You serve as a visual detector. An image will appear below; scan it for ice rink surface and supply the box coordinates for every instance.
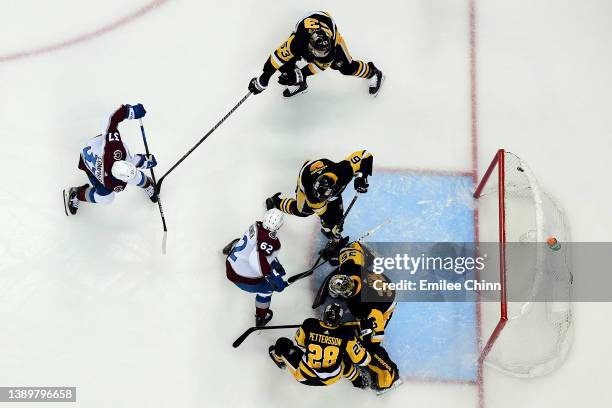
[1,1,611,407]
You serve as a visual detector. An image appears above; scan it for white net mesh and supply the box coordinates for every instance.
[476,151,573,377]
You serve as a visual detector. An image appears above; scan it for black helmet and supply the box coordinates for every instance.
[322,302,344,327]
[308,29,331,58]
[313,173,335,201]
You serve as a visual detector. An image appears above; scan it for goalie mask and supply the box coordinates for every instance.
[308,29,331,58]
[313,174,335,201]
[328,274,356,298]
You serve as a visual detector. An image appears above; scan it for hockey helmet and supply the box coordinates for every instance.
[111,160,137,182]
[308,29,331,58]
[322,302,344,327]
[328,274,356,298]
[313,173,335,201]
[262,208,284,232]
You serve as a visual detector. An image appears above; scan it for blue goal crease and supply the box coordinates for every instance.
[312,172,478,382]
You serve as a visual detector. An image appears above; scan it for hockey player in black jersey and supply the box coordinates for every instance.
[248,11,384,97]
[266,150,373,260]
[268,303,371,388]
[322,242,402,394]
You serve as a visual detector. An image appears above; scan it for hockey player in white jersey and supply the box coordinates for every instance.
[63,103,158,216]
[223,209,287,327]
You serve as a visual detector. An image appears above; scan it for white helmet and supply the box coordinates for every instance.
[111,160,137,182]
[262,208,284,232]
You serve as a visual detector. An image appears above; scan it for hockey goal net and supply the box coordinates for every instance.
[474,149,573,377]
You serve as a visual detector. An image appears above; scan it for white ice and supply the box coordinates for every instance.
[1,1,611,407]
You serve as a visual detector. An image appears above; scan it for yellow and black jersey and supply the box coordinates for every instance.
[291,318,370,385]
[336,242,396,344]
[261,11,352,80]
[283,150,373,216]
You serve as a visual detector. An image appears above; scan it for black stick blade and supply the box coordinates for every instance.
[232,327,257,348]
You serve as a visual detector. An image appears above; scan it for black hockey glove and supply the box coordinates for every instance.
[319,236,350,265]
[359,317,376,341]
[266,192,282,210]
[278,68,304,86]
[354,173,369,194]
[248,76,268,95]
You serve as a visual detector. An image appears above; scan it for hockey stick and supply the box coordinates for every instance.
[287,258,331,286]
[311,218,391,309]
[232,324,301,348]
[139,119,169,254]
[287,194,359,284]
[155,91,252,195]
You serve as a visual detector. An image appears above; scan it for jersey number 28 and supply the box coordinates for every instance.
[307,344,339,369]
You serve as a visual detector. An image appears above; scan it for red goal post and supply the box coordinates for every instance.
[473,149,573,378]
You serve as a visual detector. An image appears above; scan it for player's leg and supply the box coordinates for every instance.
[254,290,274,327]
[331,33,384,96]
[341,358,368,389]
[266,192,314,218]
[318,197,350,262]
[63,184,88,215]
[66,160,115,215]
[226,263,275,326]
[127,170,157,203]
[66,170,116,215]
[320,197,344,239]
[364,343,401,393]
[269,337,302,370]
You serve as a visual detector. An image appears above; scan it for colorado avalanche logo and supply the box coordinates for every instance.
[113,150,123,160]
[113,186,124,192]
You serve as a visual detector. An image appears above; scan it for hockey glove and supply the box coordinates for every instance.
[126,103,146,120]
[319,236,350,265]
[278,68,304,86]
[354,173,369,194]
[359,317,376,340]
[321,221,344,241]
[248,76,268,95]
[135,154,157,169]
[266,192,282,210]
[265,270,288,292]
[270,259,286,276]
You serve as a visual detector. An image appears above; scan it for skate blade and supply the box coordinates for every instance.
[62,189,69,216]
[375,378,403,396]
[283,89,309,98]
[371,74,386,98]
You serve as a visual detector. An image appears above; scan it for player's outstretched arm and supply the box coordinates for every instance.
[249,33,300,95]
[344,150,373,194]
